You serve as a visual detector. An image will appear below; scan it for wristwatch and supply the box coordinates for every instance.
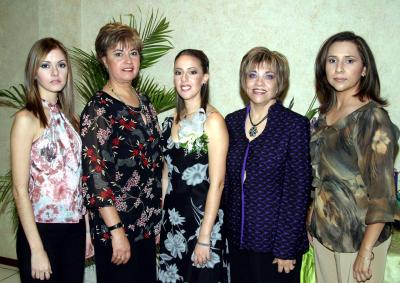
[107,222,123,231]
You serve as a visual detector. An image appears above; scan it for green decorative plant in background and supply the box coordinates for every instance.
[0,10,176,233]
[70,11,175,112]
[288,94,319,121]
[0,85,26,233]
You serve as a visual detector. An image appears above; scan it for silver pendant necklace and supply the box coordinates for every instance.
[248,112,268,137]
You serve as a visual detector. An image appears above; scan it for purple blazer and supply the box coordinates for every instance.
[224,102,312,259]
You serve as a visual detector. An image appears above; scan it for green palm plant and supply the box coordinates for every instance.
[0,85,25,233]
[70,11,176,112]
[0,84,26,109]
[0,10,176,234]
[304,94,319,120]
[288,94,319,120]
[0,172,18,232]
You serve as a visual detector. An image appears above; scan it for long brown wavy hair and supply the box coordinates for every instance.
[24,37,78,129]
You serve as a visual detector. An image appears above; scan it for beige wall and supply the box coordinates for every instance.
[0,0,82,259]
[0,0,399,259]
[0,0,39,259]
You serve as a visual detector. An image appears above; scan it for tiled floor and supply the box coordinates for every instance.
[0,265,97,283]
[0,264,19,283]
[0,230,398,283]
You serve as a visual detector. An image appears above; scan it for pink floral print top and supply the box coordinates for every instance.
[29,100,84,223]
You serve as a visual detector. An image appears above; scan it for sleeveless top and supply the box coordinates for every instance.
[29,100,84,223]
[158,108,228,283]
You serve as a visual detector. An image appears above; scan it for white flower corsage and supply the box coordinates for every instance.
[178,108,209,155]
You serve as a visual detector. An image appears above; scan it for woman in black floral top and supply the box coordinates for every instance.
[309,31,399,283]
[80,23,162,283]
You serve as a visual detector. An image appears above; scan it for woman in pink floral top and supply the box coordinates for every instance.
[11,38,92,283]
[80,23,163,283]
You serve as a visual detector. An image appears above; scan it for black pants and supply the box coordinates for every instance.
[94,235,157,283]
[229,242,303,283]
[17,219,85,283]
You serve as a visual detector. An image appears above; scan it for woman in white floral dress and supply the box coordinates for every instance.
[157,49,229,283]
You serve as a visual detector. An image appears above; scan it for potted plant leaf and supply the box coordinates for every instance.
[0,11,175,276]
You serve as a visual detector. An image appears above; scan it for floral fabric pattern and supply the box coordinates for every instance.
[29,100,84,223]
[310,101,400,252]
[178,108,209,155]
[80,91,163,243]
[158,111,228,283]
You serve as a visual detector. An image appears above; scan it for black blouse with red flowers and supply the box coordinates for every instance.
[80,90,163,244]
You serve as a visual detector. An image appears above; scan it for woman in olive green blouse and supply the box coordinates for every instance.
[309,31,399,283]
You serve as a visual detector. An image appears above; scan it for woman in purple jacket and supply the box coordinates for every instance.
[224,47,312,283]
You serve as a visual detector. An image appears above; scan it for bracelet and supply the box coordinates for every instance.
[107,222,123,231]
[357,251,374,261]
[196,241,211,247]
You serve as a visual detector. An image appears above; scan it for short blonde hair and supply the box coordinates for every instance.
[240,47,290,101]
[95,22,143,65]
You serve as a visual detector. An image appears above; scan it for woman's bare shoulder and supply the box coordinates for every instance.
[12,109,40,137]
[14,109,38,124]
[205,105,226,130]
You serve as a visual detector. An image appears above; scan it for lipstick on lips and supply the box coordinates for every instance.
[333,77,346,82]
[50,79,62,85]
[180,84,191,91]
[252,88,266,94]
[122,67,134,72]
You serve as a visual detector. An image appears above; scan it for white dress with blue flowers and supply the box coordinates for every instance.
[158,109,227,283]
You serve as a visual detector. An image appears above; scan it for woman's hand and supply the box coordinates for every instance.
[192,241,211,267]
[85,233,94,259]
[111,228,131,265]
[352,223,384,282]
[307,231,314,246]
[306,205,314,246]
[272,258,296,273]
[353,250,373,282]
[31,248,52,280]
[11,111,51,280]
[155,233,160,245]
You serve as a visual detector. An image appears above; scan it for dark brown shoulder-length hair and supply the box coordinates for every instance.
[174,49,210,122]
[315,31,386,114]
[24,37,78,130]
[240,47,290,102]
